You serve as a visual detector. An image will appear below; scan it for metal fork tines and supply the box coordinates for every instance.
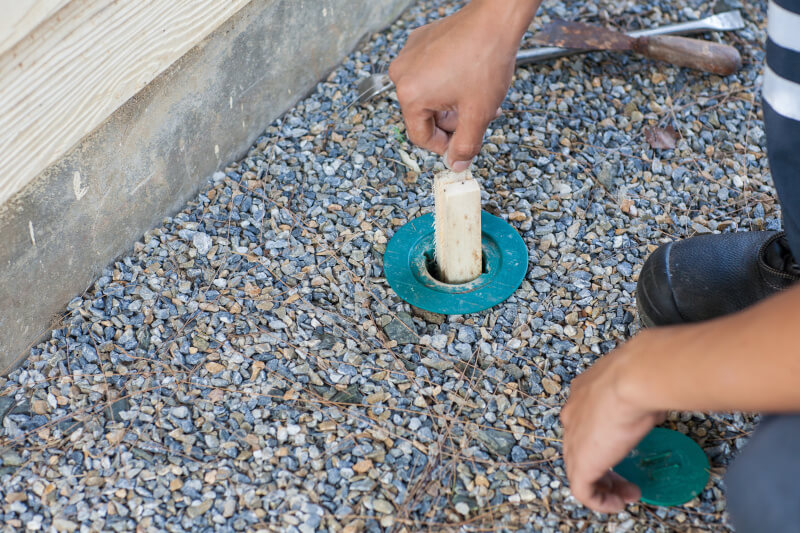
[355,74,393,105]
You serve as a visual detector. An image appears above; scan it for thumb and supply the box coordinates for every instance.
[445,109,489,172]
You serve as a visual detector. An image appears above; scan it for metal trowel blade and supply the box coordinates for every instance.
[531,19,634,51]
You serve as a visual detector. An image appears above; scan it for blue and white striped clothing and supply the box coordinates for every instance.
[764,0,800,258]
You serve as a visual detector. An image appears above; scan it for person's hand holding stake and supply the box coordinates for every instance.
[388,0,541,171]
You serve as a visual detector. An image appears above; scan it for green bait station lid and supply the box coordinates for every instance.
[613,427,710,507]
[383,211,528,315]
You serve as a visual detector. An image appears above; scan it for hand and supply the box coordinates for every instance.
[388,0,536,171]
[560,331,666,513]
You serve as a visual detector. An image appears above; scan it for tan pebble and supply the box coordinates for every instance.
[352,459,373,474]
[565,311,579,326]
[372,499,394,514]
[187,499,213,519]
[223,499,236,518]
[365,393,384,405]
[6,492,26,503]
[542,378,561,395]
[205,362,225,374]
[85,476,104,487]
[455,502,470,516]
[342,522,363,533]
[250,360,265,381]
[53,518,78,532]
[32,400,49,415]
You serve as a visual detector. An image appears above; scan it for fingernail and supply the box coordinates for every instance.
[444,151,473,172]
[451,160,471,172]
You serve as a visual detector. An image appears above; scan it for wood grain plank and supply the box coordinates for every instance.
[434,170,482,284]
[0,0,252,205]
[0,0,71,56]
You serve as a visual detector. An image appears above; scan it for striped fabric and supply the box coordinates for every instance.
[764,0,800,259]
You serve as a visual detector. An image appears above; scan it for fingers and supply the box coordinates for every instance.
[434,111,458,133]
[445,108,491,172]
[392,66,451,155]
[436,108,501,133]
[403,108,450,155]
[560,403,572,427]
[573,471,640,514]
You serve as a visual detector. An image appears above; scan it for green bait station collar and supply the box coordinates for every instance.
[614,427,710,507]
[384,211,528,315]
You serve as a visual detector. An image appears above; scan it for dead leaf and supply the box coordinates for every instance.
[398,149,421,173]
[643,125,677,149]
[516,417,537,431]
[403,170,419,185]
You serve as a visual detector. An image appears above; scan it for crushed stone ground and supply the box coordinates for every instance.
[0,0,774,531]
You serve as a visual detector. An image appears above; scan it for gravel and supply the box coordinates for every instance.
[0,0,774,530]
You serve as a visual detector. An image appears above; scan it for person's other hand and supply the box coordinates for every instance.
[388,0,535,171]
[560,331,666,513]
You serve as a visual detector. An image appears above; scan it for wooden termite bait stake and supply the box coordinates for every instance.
[433,170,482,284]
[384,169,528,315]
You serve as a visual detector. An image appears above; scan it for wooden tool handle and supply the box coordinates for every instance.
[633,35,741,76]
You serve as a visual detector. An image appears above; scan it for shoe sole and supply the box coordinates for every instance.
[635,289,656,329]
[635,240,683,328]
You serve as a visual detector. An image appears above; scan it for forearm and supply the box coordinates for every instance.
[621,284,800,413]
[468,0,541,45]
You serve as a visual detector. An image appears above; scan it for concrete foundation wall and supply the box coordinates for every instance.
[0,0,411,373]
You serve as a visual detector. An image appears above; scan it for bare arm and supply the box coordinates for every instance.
[623,283,800,412]
[389,0,542,170]
[561,284,800,512]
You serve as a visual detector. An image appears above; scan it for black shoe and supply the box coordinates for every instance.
[636,231,800,327]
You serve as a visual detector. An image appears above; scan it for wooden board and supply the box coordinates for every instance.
[434,170,482,284]
[0,0,70,56]
[0,0,252,206]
